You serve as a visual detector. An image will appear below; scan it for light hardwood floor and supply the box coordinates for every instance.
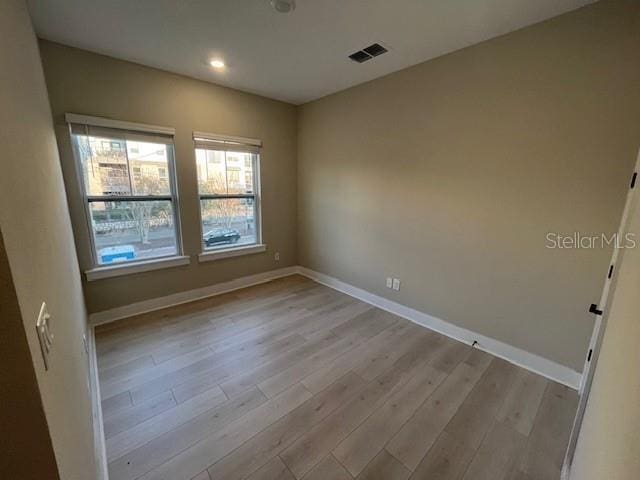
[95,275,578,480]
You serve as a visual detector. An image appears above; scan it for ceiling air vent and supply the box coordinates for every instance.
[349,50,372,63]
[348,43,388,63]
[363,43,388,57]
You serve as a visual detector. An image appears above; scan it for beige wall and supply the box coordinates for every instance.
[0,231,59,479]
[0,1,97,478]
[35,1,639,371]
[570,183,640,479]
[297,0,640,371]
[39,41,298,314]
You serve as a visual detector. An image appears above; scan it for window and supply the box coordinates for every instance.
[193,133,262,252]
[69,117,181,267]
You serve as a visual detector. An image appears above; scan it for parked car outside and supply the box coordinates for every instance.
[203,228,241,247]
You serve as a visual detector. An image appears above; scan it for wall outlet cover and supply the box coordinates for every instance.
[392,278,401,291]
[386,277,393,288]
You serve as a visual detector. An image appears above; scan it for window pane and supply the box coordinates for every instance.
[196,149,227,194]
[201,198,256,249]
[195,149,254,195]
[90,200,177,264]
[225,151,254,194]
[74,135,171,196]
[128,142,171,195]
[76,135,131,196]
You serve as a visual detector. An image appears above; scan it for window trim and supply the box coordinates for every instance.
[85,255,191,281]
[192,130,261,147]
[67,114,184,274]
[197,244,267,263]
[193,132,263,256]
[65,113,175,136]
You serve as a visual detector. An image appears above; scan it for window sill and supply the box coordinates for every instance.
[85,255,191,281]
[198,244,267,263]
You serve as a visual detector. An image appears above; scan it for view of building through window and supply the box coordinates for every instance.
[195,148,259,249]
[71,125,261,266]
[74,133,179,265]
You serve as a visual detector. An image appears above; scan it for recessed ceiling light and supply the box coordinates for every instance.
[270,0,295,13]
[210,59,225,69]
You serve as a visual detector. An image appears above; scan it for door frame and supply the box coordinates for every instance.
[562,148,640,479]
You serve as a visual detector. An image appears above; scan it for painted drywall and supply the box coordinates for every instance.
[569,184,640,479]
[0,1,97,478]
[0,231,59,479]
[297,0,640,371]
[39,41,298,313]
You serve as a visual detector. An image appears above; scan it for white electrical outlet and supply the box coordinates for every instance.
[275,252,280,261]
[392,278,401,291]
[386,277,393,288]
[36,302,53,370]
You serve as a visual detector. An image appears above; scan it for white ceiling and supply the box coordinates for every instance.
[28,0,594,105]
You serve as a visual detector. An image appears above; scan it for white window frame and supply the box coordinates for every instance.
[193,131,265,262]
[66,114,188,279]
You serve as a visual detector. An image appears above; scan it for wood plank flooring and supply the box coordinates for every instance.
[95,275,578,480]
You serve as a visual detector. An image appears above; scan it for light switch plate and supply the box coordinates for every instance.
[36,302,53,370]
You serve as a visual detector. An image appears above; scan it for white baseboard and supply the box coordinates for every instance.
[296,266,582,390]
[87,264,581,390]
[88,266,299,325]
[87,325,109,480]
